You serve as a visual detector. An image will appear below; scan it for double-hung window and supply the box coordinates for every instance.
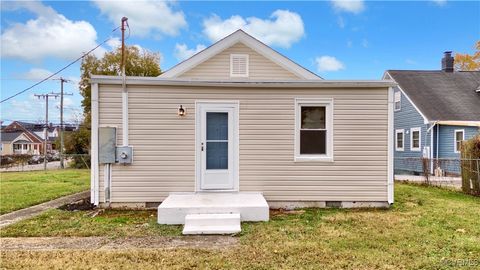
[410,127,421,151]
[454,129,464,153]
[395,129,404,151]
[394,91,401,111]
[295,98,333,162]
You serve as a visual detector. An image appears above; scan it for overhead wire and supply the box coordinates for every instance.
[0,25,121,104]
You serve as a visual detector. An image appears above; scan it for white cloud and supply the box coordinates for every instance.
[1,1,98,62]
[203,10,304,48]
[337,16,346,28]
[331,0,365,14]
[431,0,447,6]
[315,56,345,72]
[21,68,54,80]
[405,59,417,65]
[93,0,187,37]
[361,38,369,48]
[174,43,206,61]
[106,37,121,49]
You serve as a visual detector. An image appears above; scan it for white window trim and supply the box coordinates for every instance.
[230,54,249,78]
[395,129,404,151]
[454,129,465,153]
[394,91,401,111]
[294,98,334,162]
[410,127,421,151]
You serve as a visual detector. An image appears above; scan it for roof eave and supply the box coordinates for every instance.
[90,75,396,88]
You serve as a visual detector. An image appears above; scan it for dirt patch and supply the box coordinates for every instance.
[270,209,306,217]
[0,236,238,251]
[58,198,94,211]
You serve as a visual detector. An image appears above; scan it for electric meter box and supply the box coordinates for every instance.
[98,127,116,164]
[116,146,133,164]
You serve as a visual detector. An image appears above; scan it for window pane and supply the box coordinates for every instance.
[206,142,228,169]
[395,102,400,110]
[412,131,419,148]
[300,130,326,154]
[456,131,463,142]
[207,112,228,140]
[301,107,325,129]
[397,134,403,148]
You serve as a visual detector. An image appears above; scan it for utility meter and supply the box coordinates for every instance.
[116,146,133,164]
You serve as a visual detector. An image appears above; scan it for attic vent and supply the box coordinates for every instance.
[230,54,249,77]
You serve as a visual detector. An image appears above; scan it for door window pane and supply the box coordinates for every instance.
[207,112,228,140]
[300,130,326,154]
[206,112,229,169]
[301,107,325,129]
[207,142,228,169]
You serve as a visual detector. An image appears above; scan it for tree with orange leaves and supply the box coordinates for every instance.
[455,41,480,71]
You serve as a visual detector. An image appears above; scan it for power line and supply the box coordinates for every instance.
[0,26,121,104]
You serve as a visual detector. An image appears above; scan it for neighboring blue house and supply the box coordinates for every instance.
[384,52,480,175]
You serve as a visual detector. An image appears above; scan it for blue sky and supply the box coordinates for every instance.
[1,0,479,123]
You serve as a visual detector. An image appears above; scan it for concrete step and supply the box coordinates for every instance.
[158,192,269,224]
[183,213,241,235]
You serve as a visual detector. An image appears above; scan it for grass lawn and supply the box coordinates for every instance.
[1,183,479,269]
[0,169,90,214]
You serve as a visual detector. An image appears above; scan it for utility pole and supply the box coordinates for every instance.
[55,77,73,169]
[35,92,60,171]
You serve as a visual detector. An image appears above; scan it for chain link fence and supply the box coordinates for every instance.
[0,154,90,172]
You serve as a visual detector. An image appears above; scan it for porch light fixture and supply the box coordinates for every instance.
[177,105,186,117]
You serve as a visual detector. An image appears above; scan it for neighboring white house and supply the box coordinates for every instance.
[90,30,395,233]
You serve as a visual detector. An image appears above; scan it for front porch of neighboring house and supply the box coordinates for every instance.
[13,141,41,155]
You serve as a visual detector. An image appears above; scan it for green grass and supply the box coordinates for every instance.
[0,169,90,214]
[1,183,480,269]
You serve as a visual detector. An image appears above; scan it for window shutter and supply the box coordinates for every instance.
[230,54,249,77]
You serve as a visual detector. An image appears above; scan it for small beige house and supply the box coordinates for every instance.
[90,30,395,232]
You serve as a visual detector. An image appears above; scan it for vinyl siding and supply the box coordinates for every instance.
[178,42,301,80]
[393,88,432,173]
[437,125,479,173]
[97,84,389,203]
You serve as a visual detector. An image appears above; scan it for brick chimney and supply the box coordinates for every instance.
[441,51,454,72]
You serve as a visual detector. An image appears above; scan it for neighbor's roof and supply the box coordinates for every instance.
[1,132,25,142]
[160,30,322,80]
[387,70,480,122]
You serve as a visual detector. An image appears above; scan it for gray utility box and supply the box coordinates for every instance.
[98,127,116,164]
[116,146,133,164]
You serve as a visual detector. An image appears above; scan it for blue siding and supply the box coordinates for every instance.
[437,125,479,159]
[432,125,479,174]
[393,88,432,174]
[394,87,479,175]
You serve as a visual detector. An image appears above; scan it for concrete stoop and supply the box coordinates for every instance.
[157,192,269,235]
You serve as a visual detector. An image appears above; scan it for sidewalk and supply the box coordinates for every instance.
[0,191,90,228]
[0,236,237,250]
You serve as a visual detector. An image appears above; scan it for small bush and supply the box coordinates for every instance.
[460,134,480,196]
[0,154,33,168]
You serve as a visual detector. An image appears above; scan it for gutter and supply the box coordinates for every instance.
[90,76,397,88]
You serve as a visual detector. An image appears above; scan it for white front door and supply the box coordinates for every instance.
[197,102,238,191]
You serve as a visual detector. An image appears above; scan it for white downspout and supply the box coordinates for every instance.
[387,87,394,204]
[427,122,437,174]
[91,83,100,205]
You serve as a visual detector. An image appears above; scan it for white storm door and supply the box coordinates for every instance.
[200,105,235,190]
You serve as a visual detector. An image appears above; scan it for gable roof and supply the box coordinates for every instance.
[160,30,321,80]
[1,131,27,143]
[386,70,480,122]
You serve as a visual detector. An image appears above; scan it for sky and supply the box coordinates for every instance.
[1,0,479,124]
